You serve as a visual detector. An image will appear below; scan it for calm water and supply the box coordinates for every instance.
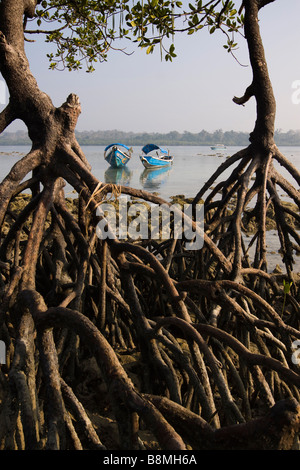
[1,145,299,201]
[0,145,299,271]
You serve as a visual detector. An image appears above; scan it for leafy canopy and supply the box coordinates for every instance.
[128,0,244,61]
[26,0,244,71]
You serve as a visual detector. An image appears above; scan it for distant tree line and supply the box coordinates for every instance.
[1,128,300,146]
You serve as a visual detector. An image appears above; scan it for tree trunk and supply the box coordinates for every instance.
[194,0,300,278]
[244,0,276,150]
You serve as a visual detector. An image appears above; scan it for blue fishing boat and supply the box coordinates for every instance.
[104,143,132,168]
[140,144,174,169]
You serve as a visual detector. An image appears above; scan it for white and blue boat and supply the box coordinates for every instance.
[140,144,174,169]
[104,143,132,168]
[210,144,226,151]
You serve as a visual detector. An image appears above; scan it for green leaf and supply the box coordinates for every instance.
[283,280,293,294]
[146,45,154,54]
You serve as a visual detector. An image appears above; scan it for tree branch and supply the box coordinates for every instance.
[0,103,16,134]
[233,83,254,106]
[257,0,276,10]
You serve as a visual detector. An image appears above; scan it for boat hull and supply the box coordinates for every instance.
[104,146,131,168]
[210,145,226,150]
[140,155,173,169]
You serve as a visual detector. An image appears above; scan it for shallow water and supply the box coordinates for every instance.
[1,144,299,200]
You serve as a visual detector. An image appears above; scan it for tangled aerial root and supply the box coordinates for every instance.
[0,139,299,450]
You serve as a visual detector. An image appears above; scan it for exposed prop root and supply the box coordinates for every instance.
[0,134,299,450]
[192,143,300,282]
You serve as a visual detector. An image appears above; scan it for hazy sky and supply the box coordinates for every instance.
[3,0,300,134]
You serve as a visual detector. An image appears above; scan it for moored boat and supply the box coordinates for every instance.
[140,144,174,169]
[104,143,132,168]
[210,144,226,150]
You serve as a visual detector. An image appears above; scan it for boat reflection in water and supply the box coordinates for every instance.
[140,165,172,191]
[104,166,132,186]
